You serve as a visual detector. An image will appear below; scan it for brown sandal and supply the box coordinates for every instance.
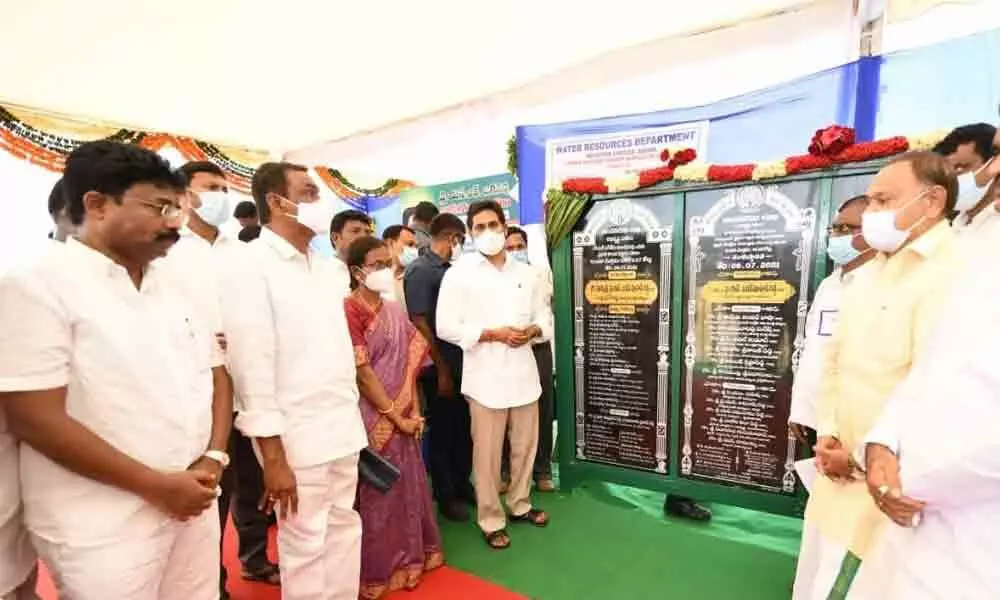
[511,508,549,527]
[483,529,511,550]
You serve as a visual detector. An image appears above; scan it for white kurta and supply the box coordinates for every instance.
[851,218,1000,599]
[220,228,365,600]
[435,252,551,410]
[789,265,868,429]
[0,238,221,600]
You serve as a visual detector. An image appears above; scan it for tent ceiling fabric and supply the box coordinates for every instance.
[0,0,820,153]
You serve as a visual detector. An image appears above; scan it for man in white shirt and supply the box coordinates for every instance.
[221,162,368,599]
[162,161,278,597]
[852,208,1000,599]
[933,123,1000,231]
[789,195,874,442]
[0,141,225,599]
[326,209,371,291]
[382,224,418,309]
[437,200,552,550]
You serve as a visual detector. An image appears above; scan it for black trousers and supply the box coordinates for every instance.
[218,424,272,588]
[502,342,556,480]
[419,356,474,506]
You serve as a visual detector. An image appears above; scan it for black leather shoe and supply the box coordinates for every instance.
[664,495,712,522]
[439,500,470,522]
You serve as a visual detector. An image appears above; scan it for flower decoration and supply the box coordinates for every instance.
[669,148,698,167]
[808,125,856,157]
[659,148,672,162]
[751,160,788,180]
[905,130,948,152]
[673,162,711,182]
[606,173,640,194]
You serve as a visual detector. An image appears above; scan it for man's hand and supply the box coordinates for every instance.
[789,423,809,444]
[487,327,520,346]
[260,456,298,519]
[145,470,218,521]
[510,325,541,348]
[814,436,851,479]
[187,455,223,484]
[866,443,925,527]
[436,367,454,399]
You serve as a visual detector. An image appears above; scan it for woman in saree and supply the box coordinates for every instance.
[344,236,444,599]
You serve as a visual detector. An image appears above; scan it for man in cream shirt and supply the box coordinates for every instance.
[0,141,227,599]
[221,162,367,599]
[788,195,874,441]
[793,152,960,600]
[437,200,552,551]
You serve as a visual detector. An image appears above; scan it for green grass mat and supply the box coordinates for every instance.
[439,481,802,600]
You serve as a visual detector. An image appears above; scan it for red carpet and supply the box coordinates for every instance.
[36,520,526,599]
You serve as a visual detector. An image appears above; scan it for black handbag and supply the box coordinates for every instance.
[358,446,401,494]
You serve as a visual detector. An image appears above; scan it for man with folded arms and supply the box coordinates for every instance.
[436,200,551,550]
[0,141,227,599]
[221,162,367,599]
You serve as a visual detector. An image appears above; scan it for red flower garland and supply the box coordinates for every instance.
[559,127,920,194]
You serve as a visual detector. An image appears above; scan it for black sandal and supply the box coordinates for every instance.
[510,508,549,527]
[242,562,281,585]
[483,528,511,550]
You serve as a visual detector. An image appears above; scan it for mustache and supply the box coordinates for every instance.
[155,229,181,243]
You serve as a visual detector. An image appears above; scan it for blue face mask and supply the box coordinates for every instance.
[510,249,529,264]
[826,234,861,266]
[399,245,419,267]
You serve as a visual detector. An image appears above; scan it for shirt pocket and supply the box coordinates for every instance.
[509,275,534,326]
[869,299,914,370]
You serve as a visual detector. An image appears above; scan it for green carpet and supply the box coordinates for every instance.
[440,481,802,600]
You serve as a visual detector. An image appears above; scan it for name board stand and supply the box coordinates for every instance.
[552,164,882,518]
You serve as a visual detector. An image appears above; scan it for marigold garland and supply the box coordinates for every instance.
[546,125,949,251]
[557,127,945,196]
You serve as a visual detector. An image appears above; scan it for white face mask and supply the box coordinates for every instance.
[363,267,396,296]
[510,249,529,264]
[193,190,231,227]
[283,196,334,235]
[473,230,505,256]
[954,161,994,213]
[861,190,929,253]
[399,245,419,267]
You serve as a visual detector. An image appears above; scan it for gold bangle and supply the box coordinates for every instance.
[378,401,396,415]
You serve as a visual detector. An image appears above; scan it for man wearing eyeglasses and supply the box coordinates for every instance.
[788,195,874,447]
[0,141,227,599]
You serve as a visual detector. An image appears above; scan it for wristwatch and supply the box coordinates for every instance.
[203,449,231,469]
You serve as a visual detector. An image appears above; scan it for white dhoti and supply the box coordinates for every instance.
[33,503,219,600]
[793,519,874,600]
[278,452,362,600]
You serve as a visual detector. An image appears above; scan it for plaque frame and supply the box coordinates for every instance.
[552,163,884,518]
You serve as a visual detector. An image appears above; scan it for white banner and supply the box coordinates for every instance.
[544,121,710,188]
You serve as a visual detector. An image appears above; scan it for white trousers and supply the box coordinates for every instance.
[0,567,37,600]
[32,503,219,600]
[793,519,871,600]
[278,453,361,600]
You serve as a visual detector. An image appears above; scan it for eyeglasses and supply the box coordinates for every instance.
[137,201,184,220]
[827,223,860,236]
[363,260,393,271]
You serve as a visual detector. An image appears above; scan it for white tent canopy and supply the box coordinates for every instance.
[0,0,824,154]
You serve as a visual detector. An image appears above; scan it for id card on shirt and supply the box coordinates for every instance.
[817,310,838,337]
